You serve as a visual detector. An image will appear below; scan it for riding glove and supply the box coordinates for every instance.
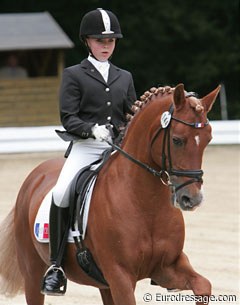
[91,124,111,141]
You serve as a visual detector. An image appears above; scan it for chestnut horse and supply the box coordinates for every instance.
[0,84,220,305]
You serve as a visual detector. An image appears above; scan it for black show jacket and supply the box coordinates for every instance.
[59,59,136,139]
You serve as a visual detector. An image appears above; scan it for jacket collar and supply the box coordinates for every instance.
[80,58,121,85]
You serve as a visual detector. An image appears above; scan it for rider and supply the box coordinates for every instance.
[41,8,136,295]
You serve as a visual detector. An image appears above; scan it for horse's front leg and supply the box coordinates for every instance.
[104,266,136,305]
[153,252,211,305]
[99,289,115,305]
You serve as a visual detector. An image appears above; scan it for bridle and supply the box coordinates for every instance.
[150,103,209,191]
[106,94,209,193]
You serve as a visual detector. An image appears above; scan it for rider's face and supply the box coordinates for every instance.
[86,38,116,61]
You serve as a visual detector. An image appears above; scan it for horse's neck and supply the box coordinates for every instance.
[111,96,172,207]
[122,95,170,164]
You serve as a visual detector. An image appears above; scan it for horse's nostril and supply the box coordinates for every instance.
[182,196,193,207]
[179,192,203,211]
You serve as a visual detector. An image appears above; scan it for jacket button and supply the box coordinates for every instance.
[105,87,110,92]
[107,101,111,106]
[81,132,89,138]
[107,116,111,121]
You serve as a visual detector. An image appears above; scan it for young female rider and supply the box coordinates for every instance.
[41,8,136,295]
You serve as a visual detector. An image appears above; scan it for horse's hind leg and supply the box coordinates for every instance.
[17,243,46,305]
[99,289,115,305]
[153,252,211,305]
[15,221,46,305]
[17,252,46,305]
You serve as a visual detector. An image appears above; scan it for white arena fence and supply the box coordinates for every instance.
[0,121,239,153]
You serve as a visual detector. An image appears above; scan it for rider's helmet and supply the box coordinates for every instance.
[79,8,123,41]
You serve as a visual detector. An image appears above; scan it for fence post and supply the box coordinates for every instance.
[220,83,228,120]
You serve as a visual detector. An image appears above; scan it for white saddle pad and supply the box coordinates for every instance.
[34,175,97,243]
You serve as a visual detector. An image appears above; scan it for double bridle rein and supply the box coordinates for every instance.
[106,99,209,193]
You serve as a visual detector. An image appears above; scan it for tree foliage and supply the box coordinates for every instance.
[1,0,239,119]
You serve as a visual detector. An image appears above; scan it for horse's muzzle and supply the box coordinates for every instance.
[175,188,203,211]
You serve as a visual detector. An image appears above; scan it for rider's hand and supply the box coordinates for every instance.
[91,124,111,141]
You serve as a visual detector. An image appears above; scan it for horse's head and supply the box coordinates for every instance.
[149,84,221,211]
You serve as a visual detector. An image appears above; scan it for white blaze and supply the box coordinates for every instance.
[195,135,200,146]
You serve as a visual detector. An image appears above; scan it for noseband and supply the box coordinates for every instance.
[106,96,209,193]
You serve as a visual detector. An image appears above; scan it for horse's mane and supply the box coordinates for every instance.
[120,85,204,142]
[119,86,173,142]
[126,86,174,122]
[128,85,204,121]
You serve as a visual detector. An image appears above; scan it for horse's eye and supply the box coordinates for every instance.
[173,137,184,146]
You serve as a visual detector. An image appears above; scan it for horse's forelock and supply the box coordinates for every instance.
[189,98,204,114]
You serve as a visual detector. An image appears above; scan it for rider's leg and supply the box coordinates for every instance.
[41,139,111,295]
[41,199,69,295]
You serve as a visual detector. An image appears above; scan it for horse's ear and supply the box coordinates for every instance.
[173,83,185,110]
[201,85,221,113]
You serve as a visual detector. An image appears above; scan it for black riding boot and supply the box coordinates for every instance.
[41,199,69,296]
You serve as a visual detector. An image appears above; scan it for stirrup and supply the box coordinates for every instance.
[41,265,67,296]
[44,264,66,276]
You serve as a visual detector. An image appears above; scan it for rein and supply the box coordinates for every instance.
[106,99,209,193]
[106,140,165,178]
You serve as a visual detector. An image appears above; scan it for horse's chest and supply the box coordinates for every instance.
[151,235,184,266]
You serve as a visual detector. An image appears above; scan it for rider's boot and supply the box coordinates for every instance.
[41,198,69,296]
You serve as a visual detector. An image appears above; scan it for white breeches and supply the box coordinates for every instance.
[53,138,111,207]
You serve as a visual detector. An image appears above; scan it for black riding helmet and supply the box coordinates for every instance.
[79,8,123,40]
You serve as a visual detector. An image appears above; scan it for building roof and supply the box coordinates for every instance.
[0,12,74,51]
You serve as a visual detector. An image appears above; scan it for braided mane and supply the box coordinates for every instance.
[119,85,204,143]
[126,85,204,123]
[117,86,174,142]
[126,86,174,122]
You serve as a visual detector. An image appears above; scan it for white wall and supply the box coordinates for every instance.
[0,121,239,153]
[0,126,67,153]
[210,120,239,145]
